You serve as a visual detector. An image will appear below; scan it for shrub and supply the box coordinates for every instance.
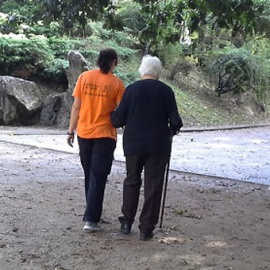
[0,35,70,85]
[0,35,53,77]
[204,41,270,103]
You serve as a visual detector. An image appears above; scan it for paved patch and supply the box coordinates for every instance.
[1,126,269,185]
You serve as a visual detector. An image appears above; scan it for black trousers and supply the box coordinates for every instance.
[77,137,116,223]
[120,152,169,234]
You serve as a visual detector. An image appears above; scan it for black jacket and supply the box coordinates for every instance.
[111,79,183,156]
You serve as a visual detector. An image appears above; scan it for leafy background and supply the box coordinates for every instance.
[0,0,269,126]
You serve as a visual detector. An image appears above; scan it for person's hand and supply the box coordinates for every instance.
[67,132,75,147]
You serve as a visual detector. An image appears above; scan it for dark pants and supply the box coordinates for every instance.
[77,137,116,223]
[120,152,169,234]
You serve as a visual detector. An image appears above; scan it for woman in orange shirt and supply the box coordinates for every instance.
[67,49,125,232]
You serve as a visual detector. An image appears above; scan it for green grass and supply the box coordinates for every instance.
[165,80,269,127]
[165,82,229,126]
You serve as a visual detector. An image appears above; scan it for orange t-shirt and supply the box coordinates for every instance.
[73,69,125,139]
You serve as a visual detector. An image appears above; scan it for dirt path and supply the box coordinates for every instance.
[0,141,270,270]
[1,125,270,185]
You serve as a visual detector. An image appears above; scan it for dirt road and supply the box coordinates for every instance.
[1,125,270,185]
[0,137,270,270]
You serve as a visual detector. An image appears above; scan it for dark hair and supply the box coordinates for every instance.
[97,48,118,74]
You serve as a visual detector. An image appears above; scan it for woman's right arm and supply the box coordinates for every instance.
[67,97,81,147]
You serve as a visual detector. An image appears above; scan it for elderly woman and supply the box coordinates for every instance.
[111,55,183,241]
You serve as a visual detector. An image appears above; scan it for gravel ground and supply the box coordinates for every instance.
[0,138,270,270]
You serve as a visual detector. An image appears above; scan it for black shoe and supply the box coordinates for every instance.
[139,232,154,241]
[120,223,131,234]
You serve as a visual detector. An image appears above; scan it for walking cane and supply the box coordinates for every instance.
[159,137,172,229]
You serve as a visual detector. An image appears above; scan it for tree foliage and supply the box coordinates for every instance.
[1,0,270,46]
[0,0,113,35]
[130,0,269,53]
[33,0,111,31]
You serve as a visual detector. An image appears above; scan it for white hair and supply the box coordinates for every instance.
[138,55,162,78]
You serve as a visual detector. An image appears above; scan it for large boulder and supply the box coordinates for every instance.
[39,93,63,126]
[0,76,43,125]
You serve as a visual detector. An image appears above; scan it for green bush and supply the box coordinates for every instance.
[39,58,69,85]
[90,21,137,48]
[0,35,53,76]
[114,55,141,86]
[0,35,70,85]
[0,25,140,87]
[204,40,270,103]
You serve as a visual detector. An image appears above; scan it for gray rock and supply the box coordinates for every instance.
[0,76,42,125]
[39,93,63,126]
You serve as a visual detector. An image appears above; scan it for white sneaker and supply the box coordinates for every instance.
[83,221,102,232]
